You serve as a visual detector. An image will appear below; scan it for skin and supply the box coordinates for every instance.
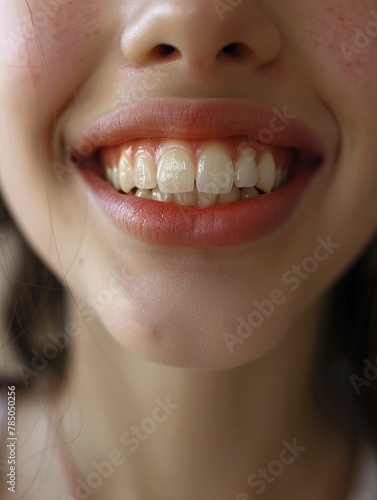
[0,0,377,498]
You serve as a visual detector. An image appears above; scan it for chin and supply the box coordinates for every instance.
[95,287,296,370]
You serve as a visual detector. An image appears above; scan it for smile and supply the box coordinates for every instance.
[69,98,324,247]
[100,138,295,206]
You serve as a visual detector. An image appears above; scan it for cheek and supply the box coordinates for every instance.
[304,0,377,99]
[0,1,103,88]
[0,2,110,272]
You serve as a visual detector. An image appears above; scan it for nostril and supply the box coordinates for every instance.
[219,43,251,62]
[150,44,180,61]
[158,44,177,57]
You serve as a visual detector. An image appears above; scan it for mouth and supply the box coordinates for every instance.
[99,137,295,205]
[68,98,324,248]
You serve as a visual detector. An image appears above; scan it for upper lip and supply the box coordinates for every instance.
[69,97,324,163]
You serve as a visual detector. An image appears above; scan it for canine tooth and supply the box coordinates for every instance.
[197,144,234,194]
[281,168,290,185]
[241,187,259,200]
[119,151,136,193]
[174,192,196,206]
[151,188,175,203]
[135,189,152,200]
[273,168,284,190]
[256,151,276,193]
[134,150,157,189]
[218,185,241,203]
[112,166,121,190]
[157,142,195,194]
[197,192,218,208]
[234,148,258,188]
[105,168,113,183]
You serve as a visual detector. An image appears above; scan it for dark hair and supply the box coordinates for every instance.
[1,193,377,446]
[315,234,377,448]
[0,196,66,389]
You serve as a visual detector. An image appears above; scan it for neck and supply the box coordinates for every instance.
[59,296,353,500]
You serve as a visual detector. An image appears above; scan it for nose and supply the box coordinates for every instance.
[121,1,282,70]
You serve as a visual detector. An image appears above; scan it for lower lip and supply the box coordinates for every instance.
[79,165,320,248]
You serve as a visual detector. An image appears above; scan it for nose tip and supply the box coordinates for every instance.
[121,1,282,69]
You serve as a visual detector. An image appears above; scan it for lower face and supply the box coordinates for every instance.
[0,0,377,368]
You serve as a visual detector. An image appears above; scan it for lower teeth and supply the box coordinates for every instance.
[131,184,264,206]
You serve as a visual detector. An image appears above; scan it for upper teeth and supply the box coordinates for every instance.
[157,140,196,194]
[101,139,293,205]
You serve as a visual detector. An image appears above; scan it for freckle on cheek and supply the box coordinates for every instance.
[1,2,102,62]
[307,0,377,84]
[1,2,103,88]
[45,4,102,49]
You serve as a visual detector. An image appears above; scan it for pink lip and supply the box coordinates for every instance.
[69,98,324,248]
[72,98,323,158]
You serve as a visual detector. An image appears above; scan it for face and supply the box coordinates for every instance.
[1,0,376,369]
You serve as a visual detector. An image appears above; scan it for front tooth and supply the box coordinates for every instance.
[256,152,276,193]
[151,188,175,203]
[234,148,258,188]
[197,144,234,194]
[218,185,241,204]
[133,150,157,189]
[119,151,136,193]
[157,141,195,194]
[197,192,218,208]
[174,192,196,206]
[135,189,152,200]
